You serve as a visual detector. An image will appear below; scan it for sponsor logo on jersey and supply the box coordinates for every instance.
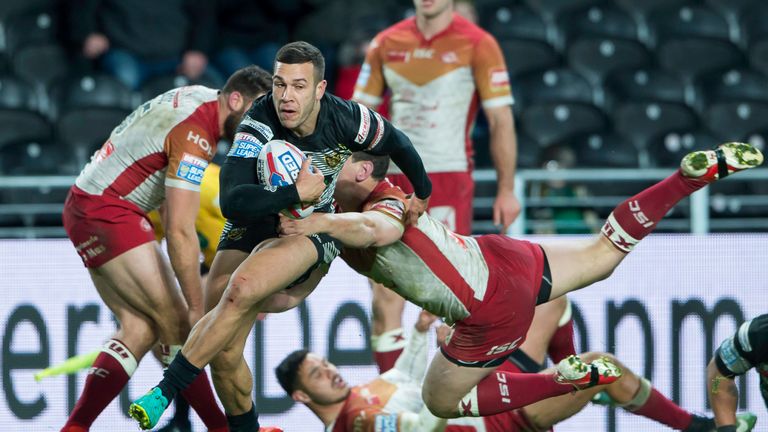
[93,140,115,163]
[356,63,371,88]
[186,130,214,157]
[369,111,386,151]
[228,133,263,158]
[241,117,275,141]
[386,50,408,62]
[176,153,208,185]
[355,103,371,144]
[413,48,434,59]
[373,413,398,432]
[442,51,459,63]
[324,149,345,169]
[489,68,511,92]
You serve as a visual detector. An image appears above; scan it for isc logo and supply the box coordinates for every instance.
[278,151,301,179]
[485,336,521,356]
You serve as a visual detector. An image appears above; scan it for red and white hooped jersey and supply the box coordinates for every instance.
[353,13,513,174]
[341,180,489,324]
[74,86,220,212]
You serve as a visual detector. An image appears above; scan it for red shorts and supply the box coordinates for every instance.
[387,171,474,235]
[62,186,156,268]
[441,235,546,365]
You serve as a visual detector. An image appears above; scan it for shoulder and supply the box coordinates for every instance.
[451,14,494,46]
[363,180,408,220]
[377,17,416,42]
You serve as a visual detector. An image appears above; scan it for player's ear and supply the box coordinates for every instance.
[227,91,244,113]
[315,79,327,100]
[356,160,373,182]
[292,390,311,404]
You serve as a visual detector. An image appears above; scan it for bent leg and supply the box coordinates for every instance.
[204,249,249,312]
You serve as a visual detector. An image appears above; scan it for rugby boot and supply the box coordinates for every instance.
[681,142,763,183]
[555,355,622,390]
[128,387,169,430]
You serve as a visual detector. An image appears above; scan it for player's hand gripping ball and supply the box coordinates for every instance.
[256,139,315,219]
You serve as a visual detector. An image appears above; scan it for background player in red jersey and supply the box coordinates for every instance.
[278,142,763,420]
[60,66,269,432]
[354,0,519,373]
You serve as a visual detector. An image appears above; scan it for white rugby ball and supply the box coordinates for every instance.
[256,139,315,219]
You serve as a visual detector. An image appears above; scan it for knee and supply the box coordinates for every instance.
[421,386,457,419]
[224,275,264,310]
[118,317,157,352]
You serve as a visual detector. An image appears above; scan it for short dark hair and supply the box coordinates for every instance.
[275,41,325,84]
[351,152,390,180]
[275,349,310,395]
[222,65,272,100]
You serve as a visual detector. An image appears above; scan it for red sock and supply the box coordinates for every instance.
[180,370,228,431]
[548,318,576,364]
[458,370,572,416]
[602,171,707,252]
[372,328,407,373]
[630,388,693,430]
[61,340,137,430]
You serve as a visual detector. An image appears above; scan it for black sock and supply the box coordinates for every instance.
[156,353,202,401]
[226,403,260,432]
[172,397,190,424]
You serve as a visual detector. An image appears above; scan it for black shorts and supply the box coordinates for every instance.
[715,314,768,377]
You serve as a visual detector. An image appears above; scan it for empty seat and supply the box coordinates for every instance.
[0,0,53,21]
[613,102,698,149]
[4,7,59,55]
[615,0,688,20]
[11,43,69,88]
[57,108,131,167]
[740,3,768,47]
[516,133,541,169]
[567,37,651,84]
[524,0,605,20]
[140,74,219,102]
[748,40,768,76]
[647,129,719,167]
[0,109,51,148]
[571,131,640,168]
[555,4,638,49]
[486,5,548,43]
[0,139,72,175]
[499,39,559,79]
[648,4,730,46]
[705,101,768,141]
[707,0,760,21]
[50,74,134,116]
[0,74,39,111]
[657,38,743,82]
[512,68,593,108]
[520,102,607,148]
[604,68,686,110]
[696,69,768,108]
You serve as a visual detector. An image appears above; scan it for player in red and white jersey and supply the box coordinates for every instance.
[353,0,518,372]
[60,66,271,432]
[279,142,763,421]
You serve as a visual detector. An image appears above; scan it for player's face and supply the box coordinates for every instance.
[272,62,326,133]
[297,353,350,405]
[414,0,453,19]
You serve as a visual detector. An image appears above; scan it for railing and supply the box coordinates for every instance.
[1,168,767,238]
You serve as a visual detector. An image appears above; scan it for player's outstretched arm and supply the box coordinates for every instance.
[707,358,740,430]
[278,211,403,248]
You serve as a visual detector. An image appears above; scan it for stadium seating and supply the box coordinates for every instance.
[570,131,640,168]
[555,4,637,49]
[646,129,719,168]
[657,38,743,82]
[4,6,58,55]
[748,40,768,75]
[0,0,53,21]
[512,67,594,109]
[613,101,698,150]
[705,101,768,142]
[499,39,560,79]
[49,74,135,118]
[0,73,39,111]
[140,74,220,102]
[520,102,607,148]
[11,43,69,89]
[614,0,688,21]
[707,0,760,22]
[647,4,730,47]
[0,139,70,175]
[486,5,549,43]
[0,109,51,149]
[525,0,605,20]
[695,68,768,110]
[566,37,650,86]
[56,107,131,168]
[603,68,686,111]
[739,3,768,47]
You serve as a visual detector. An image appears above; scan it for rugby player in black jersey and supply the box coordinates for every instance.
[129,41,431,431]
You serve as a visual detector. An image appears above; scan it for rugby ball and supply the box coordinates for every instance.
[256,140,315,219]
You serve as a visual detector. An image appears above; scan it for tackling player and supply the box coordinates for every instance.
[129,41,432,431]
[60,66,269,432]
[277,142,763,420]
[354,0,520,373]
